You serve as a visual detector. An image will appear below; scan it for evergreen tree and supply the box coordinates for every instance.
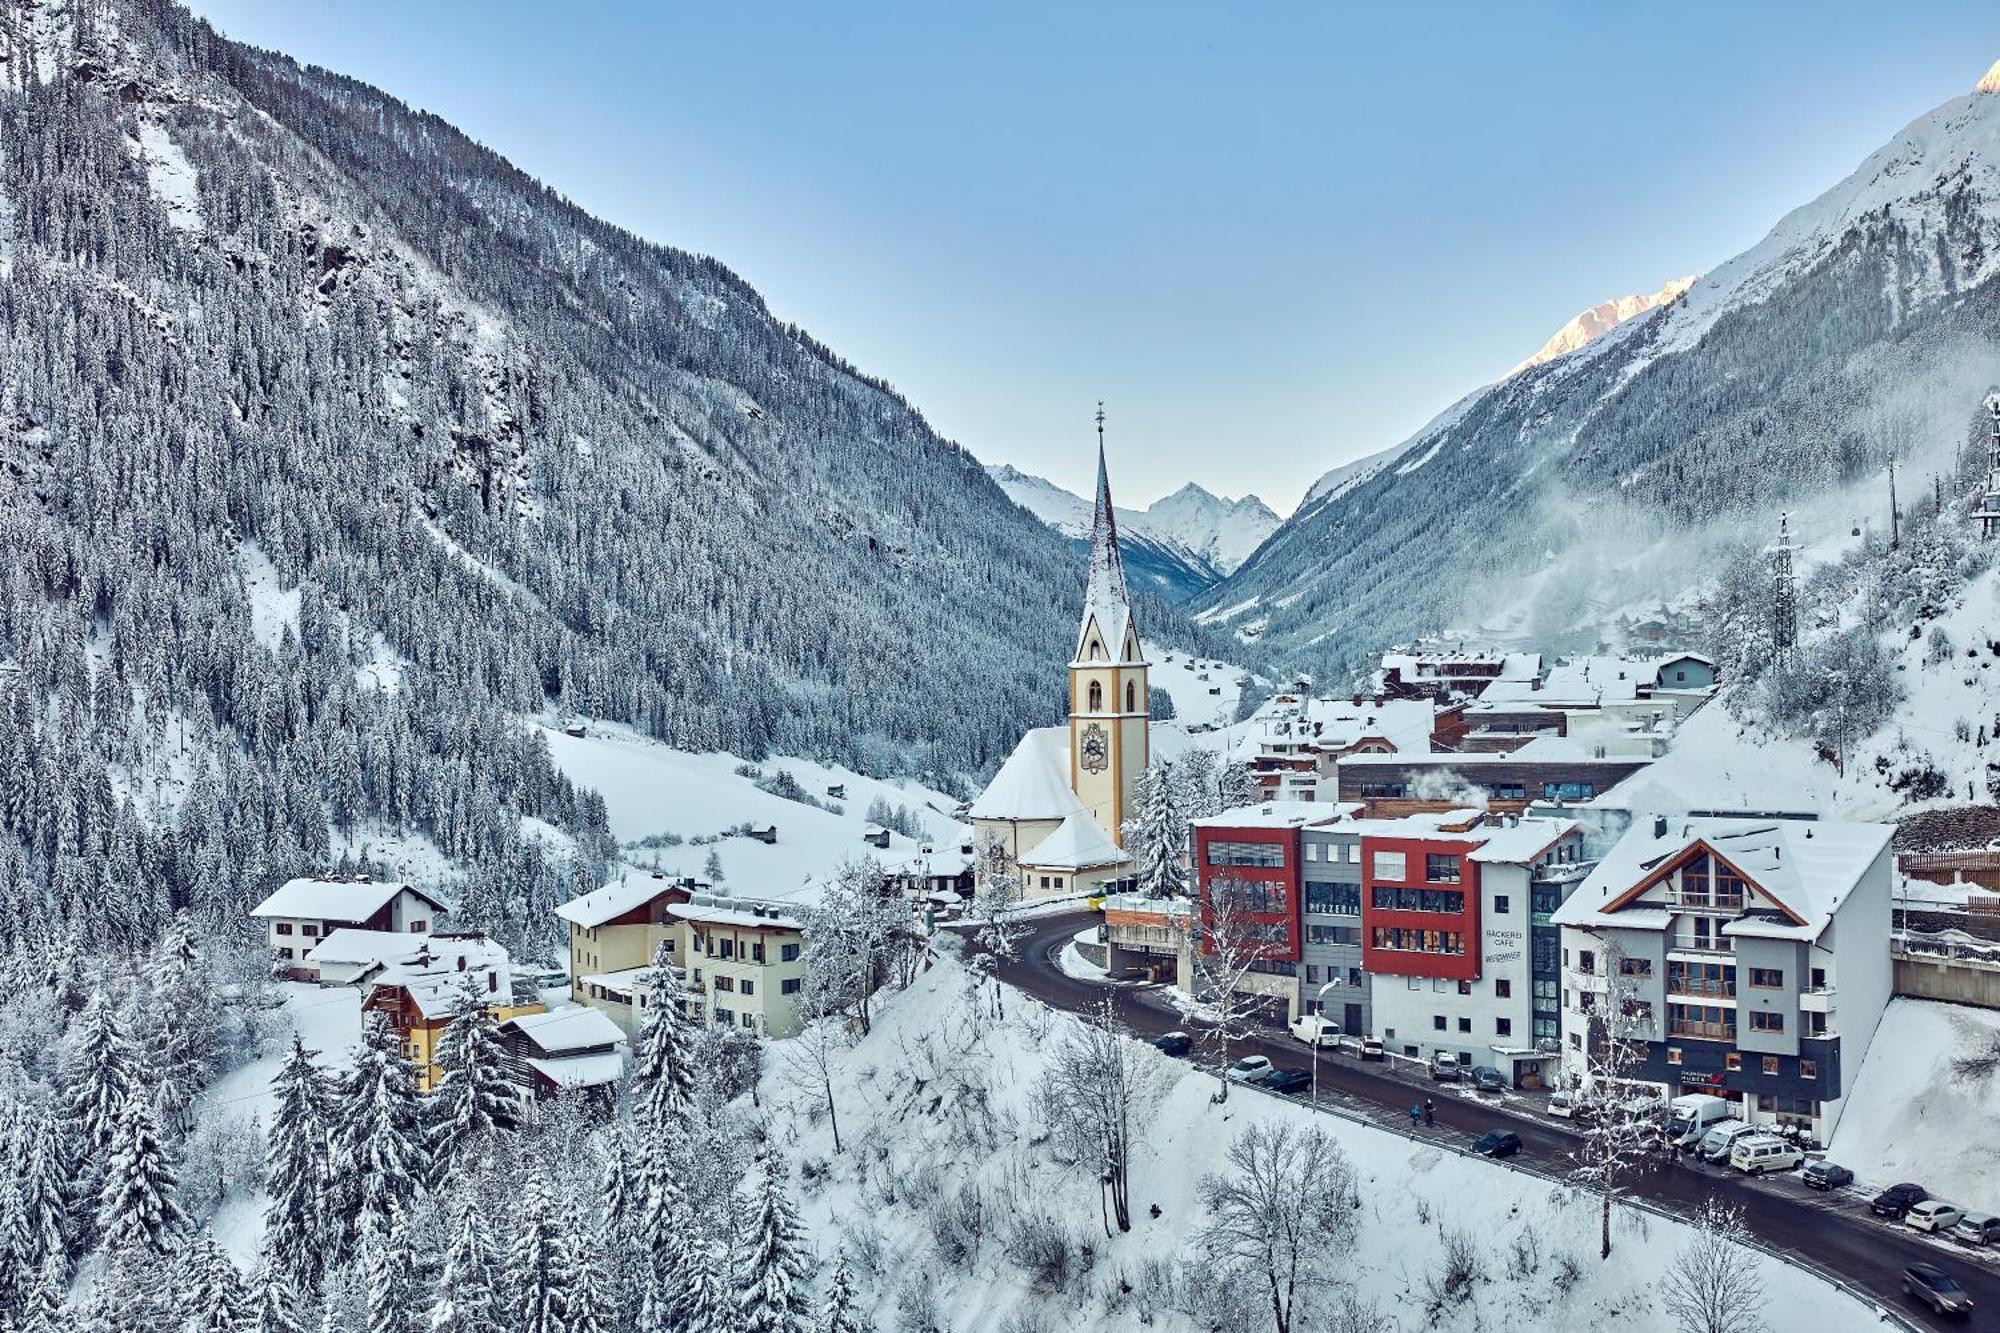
[363,1208,419,1333]
[630,947,696,1135]
[339,1016,427,1234]
[563,1206,611,1333]
[816,1257,862,1333]
[669,1237,731,1333]
[1127,760,1186,898]
[504,1181,570,1333]
[264,1036,334,1284]
[1218,760,1261,811]
[58,993,138,1186]
[735,1145,812,1333]
[428,973,522,1182]
[428,1193,504,1333]
[16,1252,67,1333]
[95,1091,187,1256]
[178,1232,254,1333]
[148,910,222,1133]
[251,1262,312,1333]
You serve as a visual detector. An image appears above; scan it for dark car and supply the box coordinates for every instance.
[1471,1132,1523,1158]
[1902,1263,1975,1317]
[1873,1183,1930,1219]
[1470,1066,1506,1094]
[1150,1031,1193,1057]
[1264,1069,1312,1095]
[1801,1160,1854,1192]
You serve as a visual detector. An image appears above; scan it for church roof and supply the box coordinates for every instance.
[1020,809,1129,872]
[1074,432,1142,667]
[967,726,1088,823]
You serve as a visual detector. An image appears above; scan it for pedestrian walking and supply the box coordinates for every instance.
[1410,1102,1422,1127]
[1423,1098,1435,1128]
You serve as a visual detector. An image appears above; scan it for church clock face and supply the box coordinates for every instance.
[1080,723,1110,773]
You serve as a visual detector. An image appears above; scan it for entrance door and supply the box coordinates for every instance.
[1344,1002,1364,1036]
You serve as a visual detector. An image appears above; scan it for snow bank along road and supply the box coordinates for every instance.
[973,910,1999,1332]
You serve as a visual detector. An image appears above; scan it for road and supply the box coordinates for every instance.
[976,911,1999,1330]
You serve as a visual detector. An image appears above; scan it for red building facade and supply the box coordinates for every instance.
[1360,833,1481,982]
[1192,823,1303,963]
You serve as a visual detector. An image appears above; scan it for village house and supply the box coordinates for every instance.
[496,1006,628,1102]
[249,876,448,978]
[1335,742,1654,817]
[670,892,814,1037]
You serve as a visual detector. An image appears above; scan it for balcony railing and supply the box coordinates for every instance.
[1668,935,1733,955]
[1667,1018,1736,1041]
[1666,889,1745,911]
[1667,977,1736,999]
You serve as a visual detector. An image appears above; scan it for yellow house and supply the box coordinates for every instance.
[317,930,542,1093]
[668,894,812,1038]
[555,872,700,1037]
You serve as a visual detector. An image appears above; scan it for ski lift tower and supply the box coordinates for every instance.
[1769,511,1799,655]
[1975,398,2000,541]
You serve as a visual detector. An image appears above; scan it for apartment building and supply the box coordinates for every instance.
[1190,801,1355,1023]
[249,876,447,977]
[1552,815,1893,1143]
[669,893,812,1038]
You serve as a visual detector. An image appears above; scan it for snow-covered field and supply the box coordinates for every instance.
[759,949,1886,1332]
[1830,997,2000,1214]
[1149,650,1245,729]
[536,719,967,896]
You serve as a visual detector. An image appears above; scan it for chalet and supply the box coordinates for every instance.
[496,1006,628,1101]
[1378,650,1541,702]
[249,876,447,978]
[883,839,977,904]
[554,872,702,1023]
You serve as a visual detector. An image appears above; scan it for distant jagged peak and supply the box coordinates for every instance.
[1509,275,1697,375]
[1978,58,2000,95]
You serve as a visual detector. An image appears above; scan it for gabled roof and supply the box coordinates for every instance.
[501,1006,627,1054]
[1466,816,1579,864]
[554,873,689,929]
[969,727,1088,823]
[312,930,515,1021]
[1019,809,1128,871]
[524,1052,625,1091]
[251,877,442,922]
[1073,438,1142,667]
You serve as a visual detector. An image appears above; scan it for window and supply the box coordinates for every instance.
[1433,1015,1446,1031]
[1667,1002,1734,1040]
[1088,681,1103,711]
[1305,843,1320,862]
[751,942,766,963]
[1749,1011,1785,1033]
[714,976,735,992]
[1666,1047,1683,1065]
[1541,781,1596,801]
[1809,967,1827,991]
[1577,950,1596,975]
[1618,957,1653,977]
[1569,1032,1581,1050]
[1305,883,1361,915]
[1369,887,1464,914]
[1307,924,1360,946]
[740,979,756,996]
[781,943,801,962]
[1492,895,1510,914]
[301,924,319,937]
[409,920,428,934]
[1808,1012,1827,1037]
[1799,1059,1817,1080]
[719,939,735,961]
[277,947,294,960]
[1748,967,1783,989]
[1305,965,1320,984]
[781,978,801,995]
[1347,845,1362,863]
[1425,853,1462,883]
[1215,879,1286,913]
[1209,841,1285,868]
[1370,927,1465,955]
[1494,979,1511,998]
[1667,959,1733,997]
[1496,1018,1512,1037]
[741,1014,756,1029]
[1457,1017,1472,1033]
[1348,967,1363,986]
[1372,850,1407,880]
[1126,681,1136,712]
[715,1008,736,1027]
[1724,1053,1741,1071]
[1762,1056,1780,1076]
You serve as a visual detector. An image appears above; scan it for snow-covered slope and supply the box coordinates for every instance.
[1204,59,2000,671]
[986,464,1277,600]
[1509,276,1696,374]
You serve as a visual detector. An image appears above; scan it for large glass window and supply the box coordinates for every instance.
[1307,924,1361,946]
[1424,853,1462,883]
[1372,850,1407,880]
[1369,887,1464,914]
[1305,882,1361,915]
[1369,927,1465,955]
[1208,841,1285,868]
[1749,1010,1785,1033]
[1213,879,1286,913]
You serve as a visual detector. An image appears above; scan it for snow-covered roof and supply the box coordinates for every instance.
[304,929,423,967]
[668,893,809,932]
[969,726,1088,823]
[1019,810,1129,871]
[1552,817,1892,936]
[1073,438,1142,667]
[524,1052,626,1091]
[250,877,440,922]
[579,965,654,996]
[1466,817,1580,864]
[1192,801,1357,830]
[554,873,690,929]
[312,930,516,1020]
[500,1005,627,1054]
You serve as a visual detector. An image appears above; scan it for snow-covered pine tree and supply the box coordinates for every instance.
[562,1203,611,1333]
[1174,747,1222,823]
[339,1015,428,1234]
[630,946,697,1135]
[668,1236,731,1333]
[95,1090,187,1256]
[816,1257,862,1333]
[250,1262,313,1333]
[147,910,222,1133]
[14,1251,66,1333]
[1217,759,1260,811]
[735,1144,812,1333]
[1127,760,1186,898]
[427,972,522,1182]
[58,992,139,1204]
[177,1231,254,1333]
[362,1207,420,1333]
[0,1167,35,1312]
[17,1113,69,1277]
[504,1180,571,1333]
[428,1192,504,1333]
[264,1036,334,1284]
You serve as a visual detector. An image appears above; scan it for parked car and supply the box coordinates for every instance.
[1428,1052,1465,1082]
[1264,1069,1312,1095]
[1471,1131,1522,1158]
[1729,1136,1803,1175]
[1470,1066,1506,1094]
[1151,1031,1193,1057]
[1953,1212,2000,1247]
[1698,1120,1759,1164]
[1359,1038,1386,1061]
[1908,1200,1967,1235]
[1801,1160,1854,1192]
[1902,1263,1976,1317]
[1226,1055,1274,1084]
[1872,1183,1930,1219]
[1289,1015,1341,1048]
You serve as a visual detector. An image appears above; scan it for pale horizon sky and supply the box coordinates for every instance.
[187,2,2000,513]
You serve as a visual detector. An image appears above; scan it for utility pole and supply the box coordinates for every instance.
[1770,512,1798,656]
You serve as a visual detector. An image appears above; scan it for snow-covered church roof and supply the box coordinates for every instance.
[967,726,1088,823]
[1074,436,1144,667]
[1020,809,1128,871]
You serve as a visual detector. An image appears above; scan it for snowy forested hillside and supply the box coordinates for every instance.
[0,0,1237,951]
[1205,62,2000,675]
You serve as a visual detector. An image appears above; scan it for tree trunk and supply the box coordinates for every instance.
[1266,1270,1288,1333]
[1600,1184,1612,1260]
[1110,1160,1130,1232]
[824,1075,843,1153]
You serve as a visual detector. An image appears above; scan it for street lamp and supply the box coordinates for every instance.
[1312,977,1344,1109]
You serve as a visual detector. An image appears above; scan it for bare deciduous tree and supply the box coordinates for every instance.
[1566,938,1658,1260]
[1185,877,1279,1103]
[1660,1200,1767,1333]
[781,994,852,1153]
[972,834,1025,1020]
[1036,999,1157,1236]
[1197,1120,1358,1333]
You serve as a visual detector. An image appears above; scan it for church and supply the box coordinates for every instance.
[970,421,1161,900]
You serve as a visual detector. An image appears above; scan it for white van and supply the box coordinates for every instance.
[1730,1135,1803,1175]
[1666,1093,1732,1146]
[1289,1015,1340,1048]
[1699,1119,1759,1163]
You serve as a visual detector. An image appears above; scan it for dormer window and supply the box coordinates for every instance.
[1090,639,1105,661]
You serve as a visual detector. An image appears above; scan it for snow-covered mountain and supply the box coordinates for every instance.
[1201,58,2000,672]
[1508,275,1697,374]
[987,464,1277,599]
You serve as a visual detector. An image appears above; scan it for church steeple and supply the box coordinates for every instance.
[1075,403,1142,667]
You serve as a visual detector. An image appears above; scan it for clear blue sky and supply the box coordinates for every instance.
[187,1,2000,512]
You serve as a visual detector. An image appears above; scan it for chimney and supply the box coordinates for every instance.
[1653,815,1668,838]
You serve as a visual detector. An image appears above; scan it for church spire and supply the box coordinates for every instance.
[1076,403,1140,665]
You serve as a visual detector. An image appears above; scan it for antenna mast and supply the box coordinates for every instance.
[1771,511,1798,656]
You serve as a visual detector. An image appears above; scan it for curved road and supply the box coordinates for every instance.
[976,910,1996,1331]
